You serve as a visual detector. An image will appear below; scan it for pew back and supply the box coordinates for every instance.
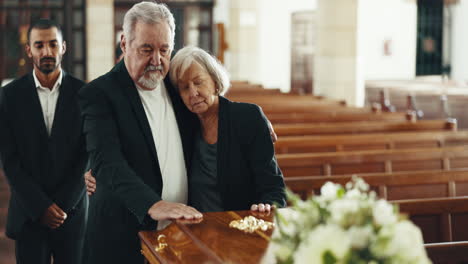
[285,169,468,200]
[277,146,468,177]
[395,196,468,244]
[275,130,468,154]
[274,119,457,137]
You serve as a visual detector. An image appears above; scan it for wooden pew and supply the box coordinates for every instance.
[274,119,457,136]
[261,104,371,115]
[394,196,468,244]
[230,96,346,109]
[226,81,283,96]
[226,87,282,96]
[267,111,415,124]
[227,94,332,104]
[425,241,468,264]
[277,146,468,177]
[394,196,468,263]
[275,130,468,154]
[284,169,468,200]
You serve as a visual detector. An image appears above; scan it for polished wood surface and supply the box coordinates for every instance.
[394,196,468,243]
[275,130,468,154]
[267,111,414,124]
[139,211,275,264]
[425,241,468,264]
[277,146,468,177]
[139,207,468,264]
[274,119,456,136]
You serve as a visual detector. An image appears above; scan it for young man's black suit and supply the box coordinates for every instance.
[0,72,87,264]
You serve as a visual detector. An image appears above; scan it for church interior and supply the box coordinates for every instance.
[1,0,468,263]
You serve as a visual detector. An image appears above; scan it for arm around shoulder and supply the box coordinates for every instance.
[241,104,286,207]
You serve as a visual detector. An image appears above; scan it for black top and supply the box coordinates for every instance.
[189,132,223,212]
[188,96,286,211]
[0,72,87,239]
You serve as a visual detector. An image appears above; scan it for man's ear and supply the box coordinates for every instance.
[25,44,32,58]
[61,40,67,55]
[120,35,126,53]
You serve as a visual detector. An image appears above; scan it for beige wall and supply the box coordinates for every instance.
[86,0,114,81]
[226,0,261,84]
[314,0,364,106]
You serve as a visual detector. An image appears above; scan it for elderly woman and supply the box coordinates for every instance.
[169,46,285,212]
[85,47,285,213]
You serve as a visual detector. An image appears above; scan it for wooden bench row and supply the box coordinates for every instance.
[277,146,468,177]
[285,169,468,200]
[267,111,415,124]
[425,241,468,264]
[227,94,335,104]
[275,130,468,154]
[396,196,468,244]
[274,119,457,136]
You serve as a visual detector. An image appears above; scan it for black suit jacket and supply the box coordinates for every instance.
[78,61,195,263]
[0,72,87,239]
[213,96,286,210]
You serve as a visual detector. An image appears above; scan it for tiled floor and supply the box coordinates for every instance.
[0,169,14,264]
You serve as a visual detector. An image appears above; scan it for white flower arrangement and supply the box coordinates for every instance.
[263,177,431,264]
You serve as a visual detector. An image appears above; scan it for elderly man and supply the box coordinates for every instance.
[79,2,202,263]
[0,19,87,264]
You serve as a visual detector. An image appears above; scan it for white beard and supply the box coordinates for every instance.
[138,71,163,90]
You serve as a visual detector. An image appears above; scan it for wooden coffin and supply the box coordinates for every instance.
[139,210,274,264]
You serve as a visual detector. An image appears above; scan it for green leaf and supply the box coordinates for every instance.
[323,251,337,264]
[337,187,345,198]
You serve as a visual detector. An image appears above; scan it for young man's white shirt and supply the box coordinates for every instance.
[33,69,62,135]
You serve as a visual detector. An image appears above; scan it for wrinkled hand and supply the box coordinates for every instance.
[40,203,67,229]
[148,201,203,221]
[267,120,278,143]
[84,169,96,196]
[250,203,274,213]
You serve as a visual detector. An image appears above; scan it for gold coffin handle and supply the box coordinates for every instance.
[155,235,168,252]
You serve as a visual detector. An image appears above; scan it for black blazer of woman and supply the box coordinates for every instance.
[196,96,286,210]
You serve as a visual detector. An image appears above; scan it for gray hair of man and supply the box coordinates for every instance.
[170,46,231,96]
[122,1,176,49]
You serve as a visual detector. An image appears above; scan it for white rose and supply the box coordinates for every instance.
[354,177,370,192]
[391,221,431,263]
[321,182,341,201]
[373,199,397,226]
[329,199,360,226]
[345,188,362,199]
[348,225,373,249]
[294,225,350,264]
[275,208,301,236]
[261,240,294,264]
[371,221,431,263]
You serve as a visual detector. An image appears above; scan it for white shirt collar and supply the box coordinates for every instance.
[33,69,63,91]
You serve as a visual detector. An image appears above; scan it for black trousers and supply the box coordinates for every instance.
[83,193,144,264]
[15,196,88,264]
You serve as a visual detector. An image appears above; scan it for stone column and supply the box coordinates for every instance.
[314,0,364,106]
[227,0,260,83]
[86,0,114,82]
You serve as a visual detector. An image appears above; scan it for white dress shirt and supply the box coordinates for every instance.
[33,69,62,136]
[136,81,188,229]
